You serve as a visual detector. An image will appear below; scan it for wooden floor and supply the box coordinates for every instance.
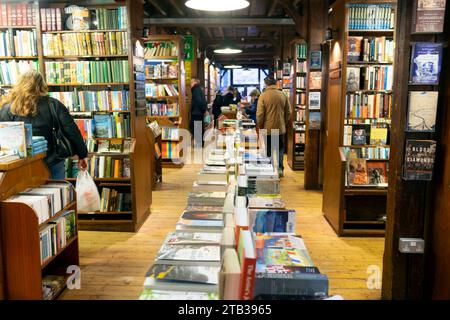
[60,159,384,300]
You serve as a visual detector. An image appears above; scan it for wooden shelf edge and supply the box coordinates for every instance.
[0,154,46,171]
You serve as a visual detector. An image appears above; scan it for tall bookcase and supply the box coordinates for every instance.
[287,41,307,171]
[323,0,397,236]
[3,0,153,232]
[144,35,186,168]
[0,155,79,300]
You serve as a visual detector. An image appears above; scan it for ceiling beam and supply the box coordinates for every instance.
[218,27,225,38]
[278,0,304,36]
[148,0,168,16]
[169,0,185,16]
[203,27,213,38]
[144,17,296,26]
[267,0,278,17]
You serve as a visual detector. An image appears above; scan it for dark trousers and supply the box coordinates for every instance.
[190,114,204,147]
[266,134,285,171]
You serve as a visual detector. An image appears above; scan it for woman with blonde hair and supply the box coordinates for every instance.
[0,70,88,179]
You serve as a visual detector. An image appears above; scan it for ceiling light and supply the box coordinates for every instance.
[224,64,242,69]
[185,0,249,12]
[214,39,242,54]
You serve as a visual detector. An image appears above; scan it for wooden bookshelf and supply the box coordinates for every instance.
[144,35,187,168]
[322,0,397,237]
[36,0,152,232]
[0,154,79,300]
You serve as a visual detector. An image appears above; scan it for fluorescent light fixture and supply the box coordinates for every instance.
[185,0,249,12]
[224,64,242,69]
[214,38,242,54]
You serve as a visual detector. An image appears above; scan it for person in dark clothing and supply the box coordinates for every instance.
[211,90,223,128]
[222,86,235,106]
[245,88,260,123]
[190,78,207,147]
[0,70,88,179]
[233,88,242,104]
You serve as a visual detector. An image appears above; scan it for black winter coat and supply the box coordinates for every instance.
[222,92,234,107]
[191,85,207,116]
[0,96,88,166]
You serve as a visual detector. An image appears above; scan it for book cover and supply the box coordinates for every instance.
[404,139,436,180]
[309,71,322,90]
[309,112,321,130]
[407,91,439,132]
[97,140,110,153]
[237,229,256,300]
[367,161,388,186]
[249,209,296,234]
[156,244,221,263]
[145,264,220,285]
[346,67,361,91]
[181,211,223,221]
[347,37,363,62]
[310,51,322,70]
[109,138,123,153]
[413,0,446,34]
[347,158,369,185]
[93,114,112,138]
[248,194,285,209]
[370,125,388,145]
[351,124,371,145]
[0,122,27,158]
[139,289,218,300]
[164,231,222,245]
[308,91,321,110]
[410,42,443,85]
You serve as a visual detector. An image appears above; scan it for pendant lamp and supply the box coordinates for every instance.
[185,0,250,12]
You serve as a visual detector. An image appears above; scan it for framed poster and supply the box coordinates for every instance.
[407,91,439,132]
[409,42,443,85]
[310,51,322,70]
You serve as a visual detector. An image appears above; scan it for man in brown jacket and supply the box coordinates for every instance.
[257,77,291,176]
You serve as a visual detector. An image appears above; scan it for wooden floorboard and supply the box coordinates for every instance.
[60,159,384,300]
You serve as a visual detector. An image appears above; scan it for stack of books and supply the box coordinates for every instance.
[31,136,47,156]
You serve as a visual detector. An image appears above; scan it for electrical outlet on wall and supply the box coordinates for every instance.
[399,238,425,254]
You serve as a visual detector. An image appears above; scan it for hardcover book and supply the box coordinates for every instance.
[412,0,446,34]
[346,67,361,91]
[367,161,388,186]
[347,37,363,62]
[181,211,223,221]
[249,209,296,234]
[347,158,369,185]
[310,51,322,70]
[163,231,222,245]
[407,91,439,132]
[308,71,322,90]
[410,42,443,85]
[156,244,221,265]
[0,122,27,158]
[404,139,436,180]
[237,229,256,300]
[145,264,220,285]
[351,124,371,145]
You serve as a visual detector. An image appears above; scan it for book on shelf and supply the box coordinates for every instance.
[296,75,306,89]
[161,141,180,159]
[50,90,129,112]
[146,63,178,79]
[309,71,322,90]
[147,120,162,137]
[0,29,37,57]
[347,158,369,185]
[347,36,394,63]
[367,161,388,186]
[44,60,129,84]
[163,231,222,246]
[345,92,392,119]
[219,248,241,300]
[347,66,393,91]
[148,102,179,116]
[139,289,218,300]
[407,91,439,132]
[297,43,307,59]
[346,67,361,91]
[0,3,37,27]
[369,124,388,145]
[145,83,179,97]
[144,264,219,292]
[409,42,443,85]
[66,156,130,179]
[161,127,179,141]
[412,0,446,34]
[296,60,307,73]
[93,114,131,138]
[145,41,178,58]
[404,139,436,181]
[308,91,321,110]
[248,209,296,234]
[155,244,221,266]
[248,194,285,209]
[237,229,256,300]
[310,51,322,70]
[98,188,131,212]
[0,60,38,85]
[347,4,394,30]
[309,112,321,130]
[344,146,390,160]
[42,31,128,56]
[296,92,306,105]
[0,121,28,158]
[93,7,128,30]
[350,124,371,145]
[39,8,62,32]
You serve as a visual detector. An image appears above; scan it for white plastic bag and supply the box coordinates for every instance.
[76,170,100,212]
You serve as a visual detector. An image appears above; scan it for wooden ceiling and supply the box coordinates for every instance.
[143,0,304,68]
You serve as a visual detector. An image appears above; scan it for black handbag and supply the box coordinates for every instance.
[48,97,75,160]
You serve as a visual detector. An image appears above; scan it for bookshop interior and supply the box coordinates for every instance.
[0,0,449,302]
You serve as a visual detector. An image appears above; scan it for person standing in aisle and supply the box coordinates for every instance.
[245,88,260,123]
[222,86,235,106]
[212,90,223,128]
[257,77,291,177]
[189,78,207,147]
[232,87,242,104]
[0,70,88,179]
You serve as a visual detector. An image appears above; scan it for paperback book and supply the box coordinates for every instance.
[404,139,436,180]
[407,91,439,132]
[156,244,221,265]
[410,42,443,85]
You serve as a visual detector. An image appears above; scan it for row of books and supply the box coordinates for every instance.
[347,36,394,63]
[39,8,62,31]
[145,84,179,97]
[295,109,306,122]
[162,141,180,159]
[295,132,306,144]
[49,90,129,112]
[0,3,37,27]
[99,188,132,213]
[148,103,179,117]
[94,7,128,30]
[345,92,392,119]
[145,42,179,58]
[86,138,132,154]
[66,156,131,179]
[44,60,129,84]
[42,31,128,57]
[344,146,390,161]
[162,127,180,141]
[296,92,306,106]
[146,63,178,79]
[0,30,37,57]
[346,66,393,91]
[343,123,389,146]
[0,60,37,85]
[347,4,394,30]
[296,75,306,89]
[297,43,307,59]
[296,60,307,73]
[74,114,131,139]
[3,182,74,225]
[39,210,76,265]
[31,136,48,156]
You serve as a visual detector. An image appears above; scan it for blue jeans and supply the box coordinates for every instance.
[48,160,65,180]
